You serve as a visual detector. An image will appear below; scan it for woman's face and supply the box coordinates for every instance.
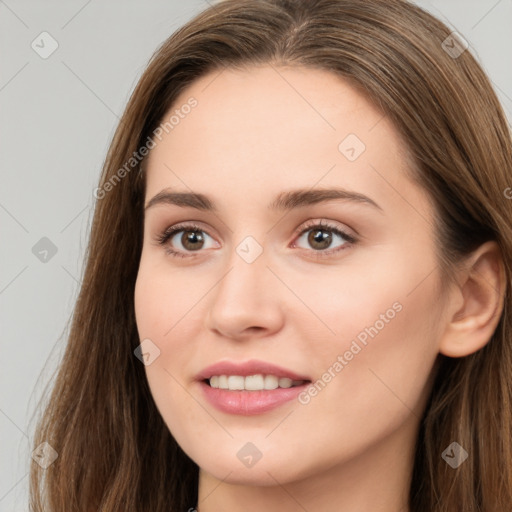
[134,65,451,487]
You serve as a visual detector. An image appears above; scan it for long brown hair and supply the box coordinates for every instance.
[29,0,512,510]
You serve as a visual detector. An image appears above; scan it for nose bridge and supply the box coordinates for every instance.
[215,235,270,309]
[206,234,283,338]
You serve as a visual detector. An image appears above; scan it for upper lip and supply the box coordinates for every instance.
[196,359,311,382]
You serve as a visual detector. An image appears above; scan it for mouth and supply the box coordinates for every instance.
[196,359,312,415]
[199,378,311,415]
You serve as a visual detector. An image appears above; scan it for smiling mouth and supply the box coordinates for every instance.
[204,374,310,391]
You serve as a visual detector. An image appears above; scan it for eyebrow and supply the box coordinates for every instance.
[144,187,383,213]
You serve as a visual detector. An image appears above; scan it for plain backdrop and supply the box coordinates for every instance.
[1,0,511,510]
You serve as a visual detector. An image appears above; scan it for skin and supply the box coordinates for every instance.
[134,65,505,512]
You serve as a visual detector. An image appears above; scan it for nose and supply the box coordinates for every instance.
[205,246,285,341]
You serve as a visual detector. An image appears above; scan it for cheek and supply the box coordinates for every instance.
[289,249,442,424]
[133,260,210,438]
[134,257,206,339]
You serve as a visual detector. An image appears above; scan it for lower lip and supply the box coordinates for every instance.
[199,380,310,415]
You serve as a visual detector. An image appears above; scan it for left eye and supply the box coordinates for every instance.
[293,223,356,252]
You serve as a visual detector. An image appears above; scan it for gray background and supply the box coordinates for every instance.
[1,1,511,510]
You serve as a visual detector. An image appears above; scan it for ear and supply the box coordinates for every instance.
[439,241,506,358]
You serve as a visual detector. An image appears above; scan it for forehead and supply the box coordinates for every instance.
[143,64,430,222]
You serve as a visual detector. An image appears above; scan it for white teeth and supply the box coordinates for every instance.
[279,377,293,388]
[245,374,265,390]
[208,374,306,391]
[227,375,244,390]
[264,375,279,390]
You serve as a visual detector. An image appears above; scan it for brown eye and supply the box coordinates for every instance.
[179,230,205,251]
[307,228,334,250]
[295,222,355,253]
[156,223,217,257]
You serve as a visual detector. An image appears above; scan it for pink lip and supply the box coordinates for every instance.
[199,381,310,416]
[195,359,312,416]
[195,359,311,382]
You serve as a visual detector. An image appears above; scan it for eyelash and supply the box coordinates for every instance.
[154,219,357,260]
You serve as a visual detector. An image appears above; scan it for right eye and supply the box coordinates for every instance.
[155,222,219,258]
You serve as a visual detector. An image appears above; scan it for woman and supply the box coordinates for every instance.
[30,0,512,510]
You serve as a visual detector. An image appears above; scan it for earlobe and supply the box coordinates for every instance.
[439,241,506,358]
